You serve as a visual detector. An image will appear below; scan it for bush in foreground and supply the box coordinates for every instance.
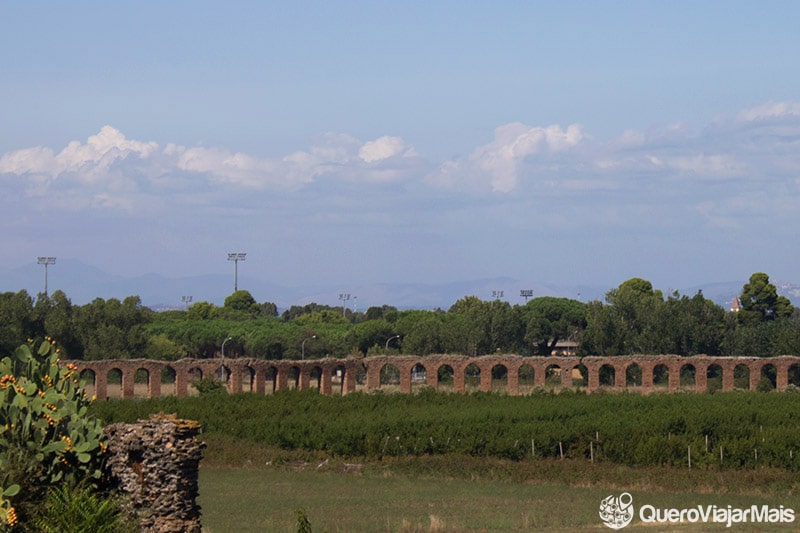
[0,340,115,530]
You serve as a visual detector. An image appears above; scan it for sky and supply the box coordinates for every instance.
[2,1,799,294]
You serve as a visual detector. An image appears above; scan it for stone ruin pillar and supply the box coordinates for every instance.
[103,414,205,533]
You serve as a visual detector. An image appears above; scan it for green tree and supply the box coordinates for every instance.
[347,320,394,355]
[396,310,444,355]
[580,300,625,356]
[606,278,664,353]
[0,291,36,355]
[258,301,278,317]
[32,291,82,358]
[223,290,259,314]
[186,301,218,320]
[365,305,398,321]
[737,272,793,326]
[74,297,152,360]
[521,297,586,355]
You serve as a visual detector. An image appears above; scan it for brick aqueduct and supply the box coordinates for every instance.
[73,354,800,399]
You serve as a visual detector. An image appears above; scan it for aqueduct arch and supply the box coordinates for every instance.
[69,354,800,399]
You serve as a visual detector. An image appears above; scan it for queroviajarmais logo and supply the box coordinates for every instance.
[599,492,634,529]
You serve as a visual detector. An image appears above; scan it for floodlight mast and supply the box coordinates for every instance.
[520,289,533,302]
[339,293,350,317]
[37,257,56,297]
[227,252,246,291]
[492,290,504,300]
[182,295,193,310]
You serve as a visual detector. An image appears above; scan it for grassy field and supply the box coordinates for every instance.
[89,391,800,531]
[198,440,800,532]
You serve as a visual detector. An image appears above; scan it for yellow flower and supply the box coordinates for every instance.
[6,506,17,526]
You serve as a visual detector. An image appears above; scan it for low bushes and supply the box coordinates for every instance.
[90,388,800,471]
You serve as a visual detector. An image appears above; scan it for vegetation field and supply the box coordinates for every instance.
[197,457,800,532]
[90,389,800,470]
[87,389,800,531]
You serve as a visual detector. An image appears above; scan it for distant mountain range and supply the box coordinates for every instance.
[2,259,798,312]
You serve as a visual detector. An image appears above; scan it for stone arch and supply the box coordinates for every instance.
[518,364,535,394]
[188,366,203,382]
[411,363,428,392]
[66,354,800,399]
[354,362,367,390]
[679,363,696,390]
[759,363,777,391]
[571,364,588,388]
[491,364,508,393]
[215,364,231,386]
[332,364,347,395]
[545,364,562,387]
[706,363,723,393]
[734,364,750,390]
[184,366,202,396]
[79,368,97,398]
[159,366,176,396]
[288,366,301,390]
[625,363,642,388]
[789,364,800,388]
[464,363,481,393]
[239,365,255,393]
[264,366,277,394]
[437,364,455,392]
[380,363,401,390]
[107,367,124,399]
[653,364,669,389]
[310,366,323,391]
[133,367,150,399]
[599,364,615,387]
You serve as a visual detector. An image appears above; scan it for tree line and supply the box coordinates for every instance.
[1,272,798,361]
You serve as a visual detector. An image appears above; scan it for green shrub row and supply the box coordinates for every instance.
[89,388,800,470]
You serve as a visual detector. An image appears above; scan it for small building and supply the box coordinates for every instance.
[551,340,578,356]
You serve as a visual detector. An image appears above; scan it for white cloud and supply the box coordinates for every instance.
[428,122,585,193]
[359,136,414,162]
[2,101,800,223]
[736,101,800,123]
[663,154,746,178]
[0,127,424,208]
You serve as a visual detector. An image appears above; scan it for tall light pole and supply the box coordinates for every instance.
[37,257,56,297]
[302,335,317,359]
[221,336,233,358]
[227,252,246,291]
[492,290,504,300]
[520,289,533,302]
[385,334,401,350]
[339,293,350,317]
[182,295,193,310]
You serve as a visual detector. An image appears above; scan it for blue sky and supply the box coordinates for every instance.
[2,2,799,293]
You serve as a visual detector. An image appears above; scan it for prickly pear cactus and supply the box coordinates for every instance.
[0,338,106,528]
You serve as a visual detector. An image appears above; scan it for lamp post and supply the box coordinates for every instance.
[520,289,533,302]
[338,293,350,317]
[182,295,193,310]
[221,336,233,358]
[492,290,504,300]
[385,335,401,350]
[227,252,246,291]
[302,335,317,359]
[37,257,56,297]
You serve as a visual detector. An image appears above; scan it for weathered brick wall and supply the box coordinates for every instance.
[103,414,205,533]
[73,354,800,399]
